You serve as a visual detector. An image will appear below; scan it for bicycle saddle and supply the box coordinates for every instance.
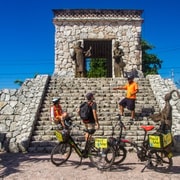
[84,129,96,135]
[140,125,155,131]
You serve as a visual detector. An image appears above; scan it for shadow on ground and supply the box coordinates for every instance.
[0,153,51,178]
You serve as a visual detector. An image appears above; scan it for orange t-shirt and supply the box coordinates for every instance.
[123,81,138,99]
[50,104,63,119]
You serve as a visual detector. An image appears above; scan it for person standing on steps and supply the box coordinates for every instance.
[78,92,100,140]
[113,75,139,124]
[50,97,68,128]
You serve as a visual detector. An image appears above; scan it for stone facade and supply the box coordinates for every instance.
[0,75,49,152]
[52,9,143,77]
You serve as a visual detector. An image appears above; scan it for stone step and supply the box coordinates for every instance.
[28,77,160,153]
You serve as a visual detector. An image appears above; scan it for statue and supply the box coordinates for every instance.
[113,41,125,77]
[71,41,91,77]
[149,90,180,131]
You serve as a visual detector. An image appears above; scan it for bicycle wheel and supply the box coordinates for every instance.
[89,144,115,170]
[147,149,173,172]
[113,144,127,164]
[51,142,72,166]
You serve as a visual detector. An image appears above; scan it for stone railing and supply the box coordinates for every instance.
[0,75,50,152]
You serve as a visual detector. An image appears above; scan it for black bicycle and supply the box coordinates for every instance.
[108,114,173,172]
[50,118,115,170]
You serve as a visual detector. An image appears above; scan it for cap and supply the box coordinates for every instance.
[86,92,94,100]
[127,74,134,80]
[52,97,60,103]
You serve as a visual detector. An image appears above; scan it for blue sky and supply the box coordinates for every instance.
[0,0,180,89]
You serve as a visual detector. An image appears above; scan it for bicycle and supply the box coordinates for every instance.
[50,117,115,170]
[108,114,173,172]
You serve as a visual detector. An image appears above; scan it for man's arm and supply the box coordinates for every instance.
[92,103,100,129]
[113,85,126,90]
[50,106,54,121]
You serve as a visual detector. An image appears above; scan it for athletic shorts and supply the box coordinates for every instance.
[119,98,136,111]
[83,121,95,129]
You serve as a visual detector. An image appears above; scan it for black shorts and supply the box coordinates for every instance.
[119,98,136,111]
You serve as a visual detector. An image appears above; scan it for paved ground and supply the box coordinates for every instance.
[0,151,180,180]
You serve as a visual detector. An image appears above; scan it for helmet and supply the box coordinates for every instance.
[86,92,94,100]
[52,97,60,103]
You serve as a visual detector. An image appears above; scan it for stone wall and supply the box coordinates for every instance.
[0,75,49,152]
[53,9,143,77]
[147,75,180,152]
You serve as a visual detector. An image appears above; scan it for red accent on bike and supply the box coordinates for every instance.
[140,125,155,131]
[121,139,131,143]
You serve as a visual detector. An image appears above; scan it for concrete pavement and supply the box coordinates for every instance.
[0,152,180,180]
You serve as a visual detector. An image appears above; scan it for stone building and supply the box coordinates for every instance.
[1,9,179,153]
[53,9,143,77]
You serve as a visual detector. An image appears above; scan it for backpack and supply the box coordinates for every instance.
[79,102,93,122]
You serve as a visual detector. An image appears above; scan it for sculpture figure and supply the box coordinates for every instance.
[150,90,180,131]
[71,41,91,77]
[113,41,125,77]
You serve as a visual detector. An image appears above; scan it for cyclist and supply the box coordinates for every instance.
[50,97,68,128]
[78,92,100,140]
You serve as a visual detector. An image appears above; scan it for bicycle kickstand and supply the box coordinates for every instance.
[74,157,83,168]
[79,157,82,165]
[141,159,151,172]
[141,164,147,173]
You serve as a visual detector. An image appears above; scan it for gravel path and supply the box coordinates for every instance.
[0,152,180,180]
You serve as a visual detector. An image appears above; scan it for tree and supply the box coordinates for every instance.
[14,73,39,87]
[87,58,107,78]
[141,40,163,76]
[14,80,23,86]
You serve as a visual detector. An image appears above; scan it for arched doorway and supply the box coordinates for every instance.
[84,40,112,77]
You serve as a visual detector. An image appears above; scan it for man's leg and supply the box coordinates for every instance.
[128,99,136,124]
[61,112,69,128]
[119,98,126,116]
[131,110,135,119]
[119,105,124,116]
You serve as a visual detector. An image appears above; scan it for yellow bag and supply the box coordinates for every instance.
[148,132,172,149]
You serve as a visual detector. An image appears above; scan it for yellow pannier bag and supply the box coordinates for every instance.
[95,138,108,149]
[148,132,172,149]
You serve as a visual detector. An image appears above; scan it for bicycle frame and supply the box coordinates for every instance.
[110,114,173,172]
[51,119,116,170]
[113,114,155,161]
[68,136,83,157]
[55,126,94,158]
[68,132,94,158]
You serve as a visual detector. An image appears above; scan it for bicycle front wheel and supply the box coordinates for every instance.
[114,144,127,164]
[89,144,115,170]
[148,149,173,172]
[51,142,72,166]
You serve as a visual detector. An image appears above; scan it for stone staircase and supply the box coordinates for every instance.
[28,77,160,153]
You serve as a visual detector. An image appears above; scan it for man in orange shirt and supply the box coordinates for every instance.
[113,75,138,124]
[50,97,68,128]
